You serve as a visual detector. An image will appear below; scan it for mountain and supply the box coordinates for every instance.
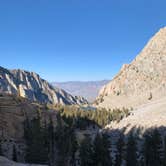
[1,27,166,166]
[0,66,88,105]
[52,80,109,102]
[95,27,166,109]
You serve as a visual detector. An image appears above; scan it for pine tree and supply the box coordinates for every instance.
[126,133,137,166]
[24,112,48,164]
[55,113,67,166]
[48,117,56,166]
[12,145,17,162]
[143,129,163,166]
[79,136,94,166]
[93,133,103,166]
[102,133,112,166]
[163,136,166,166]
[69,131,78,166]
[0,140,2,156]
[115,134,125,166]
[93,133,112,166]
[152,129,163,166]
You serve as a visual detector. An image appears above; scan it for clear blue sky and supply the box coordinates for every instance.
[0,0,166,81]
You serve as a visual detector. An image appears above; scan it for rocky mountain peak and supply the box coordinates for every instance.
[95,27,166,109]
[0,66,88,106]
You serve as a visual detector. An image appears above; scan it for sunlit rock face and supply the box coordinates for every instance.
[96,27,166,109]
[0,66,88,105]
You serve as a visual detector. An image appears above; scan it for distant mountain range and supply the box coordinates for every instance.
[52,80,110,102]
[0,66,88,105]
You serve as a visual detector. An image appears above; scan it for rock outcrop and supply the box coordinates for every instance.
[0,66,88,105]
[96,27,166,109]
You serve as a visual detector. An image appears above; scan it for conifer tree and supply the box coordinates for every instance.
[69,131,78,166]
[143,129,163,166]
[102,133,112,166]
[12,145,17,162]
[93,133,112,166]
[0,140,2,156]
[79,136,94,166]
[126,133,137,166]
[54,113,66,166]
[48,117,56,166]
[163,136,166,166]
[115,134,125,166]
[24,112,48,164]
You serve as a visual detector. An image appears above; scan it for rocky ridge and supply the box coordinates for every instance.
[0,66,88,106]
[96,27,166,109]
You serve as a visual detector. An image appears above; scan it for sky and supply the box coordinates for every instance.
[0,0,166,82]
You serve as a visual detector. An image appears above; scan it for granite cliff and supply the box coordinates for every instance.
[0,66,88,106]
[96,27,166,109]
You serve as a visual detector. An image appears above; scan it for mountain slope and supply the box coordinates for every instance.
[52,80,109,102]
[0,66,88,105]
[106,97,166,133]
[96,27,166,109]
[0,94,99,165]
[0,94,58,162]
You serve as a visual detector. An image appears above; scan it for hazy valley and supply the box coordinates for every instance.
[52,80,109,102]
